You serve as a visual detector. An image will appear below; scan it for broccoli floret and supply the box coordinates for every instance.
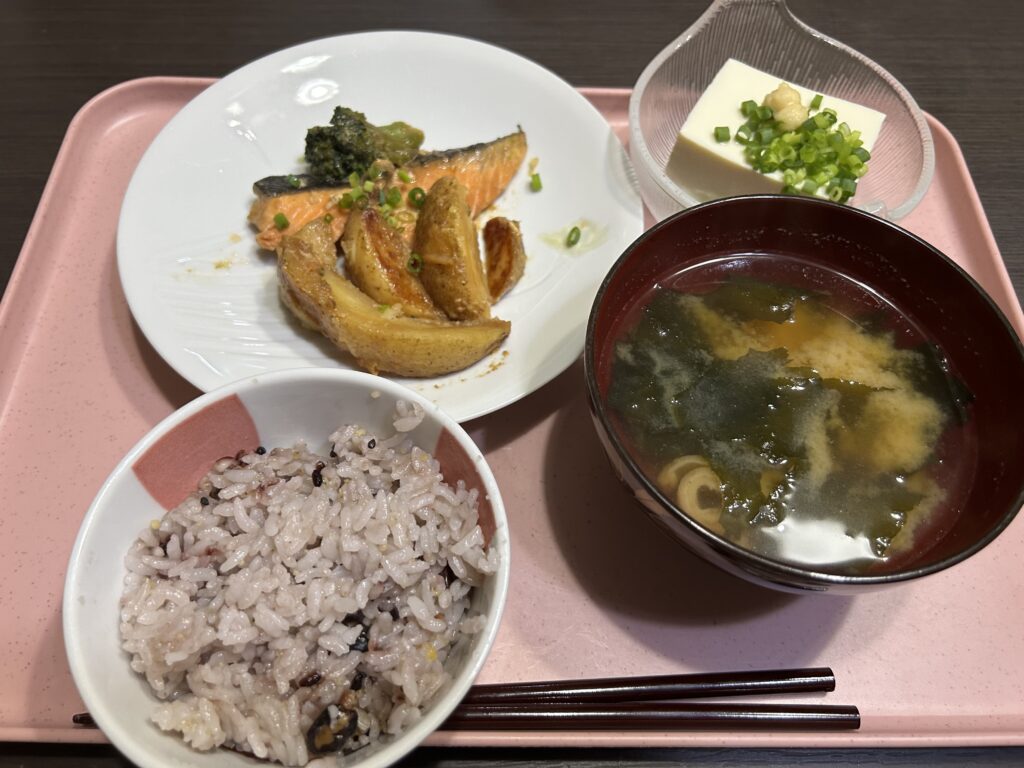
[304,107,424,183]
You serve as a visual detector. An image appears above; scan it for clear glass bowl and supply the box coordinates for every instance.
[629,0,934,222]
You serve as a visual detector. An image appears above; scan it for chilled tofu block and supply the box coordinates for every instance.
[666,58,886,202]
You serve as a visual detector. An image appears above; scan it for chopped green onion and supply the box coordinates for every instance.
[385,187,403,208]
[730,92,870,204]
[348,172,361,189]
[844,155,864,174]
[338,193,355,209]
[324,213,334,224]
[376,303,391,314]
[287,174,301,189]
[362,180,375,194]
[407,252,424,274]
[713,126,730,143]
[799,146,819,164]
[273,212,289,230]
[530,172,543,192]
[408,187,426,208]
[566,226,582,247]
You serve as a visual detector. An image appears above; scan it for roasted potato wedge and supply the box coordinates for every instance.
[413,176,491,321]
[282,216,339,271]
[278,220,510,377]
[276,217,338,330]
[279,281,322,332]
[483,217,527,301]
[341,207,442,319]
[314,273,510,376]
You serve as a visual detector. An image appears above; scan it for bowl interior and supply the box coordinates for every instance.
[63,370,510,768]
[589,196,1024,584]
[629,0,934,222]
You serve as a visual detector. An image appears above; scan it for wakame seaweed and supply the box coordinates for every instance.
[606,272,970,572]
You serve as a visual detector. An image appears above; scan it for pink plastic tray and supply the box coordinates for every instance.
[3,78,1023,749]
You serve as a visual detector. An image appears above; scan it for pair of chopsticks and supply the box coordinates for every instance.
[71,668,858,733]
[441,667,859,731]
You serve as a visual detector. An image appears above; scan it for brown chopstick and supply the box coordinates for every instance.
[73,668,856,735]
[448,668,857,732]
[443,701,860,731]
[462,667,836,705]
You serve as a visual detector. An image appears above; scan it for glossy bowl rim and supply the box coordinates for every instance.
[584,193,1024,588]
[627,0,936,221]
[62,366,511,768]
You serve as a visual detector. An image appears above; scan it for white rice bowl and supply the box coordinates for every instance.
[64,370,510,768]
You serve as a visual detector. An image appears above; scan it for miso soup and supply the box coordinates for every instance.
[607,255,976,575]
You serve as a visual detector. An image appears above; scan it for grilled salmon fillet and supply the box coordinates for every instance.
[250,129,527,251]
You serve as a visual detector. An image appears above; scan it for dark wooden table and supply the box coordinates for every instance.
[3,0,1023,766]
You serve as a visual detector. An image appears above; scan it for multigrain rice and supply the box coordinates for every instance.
[119,402,498,766]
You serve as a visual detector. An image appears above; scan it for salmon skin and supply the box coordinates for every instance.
[252,173,340,197]
[249,129,527,251]
[404,130,527,219]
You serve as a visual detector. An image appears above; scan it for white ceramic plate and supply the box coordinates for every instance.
[118,31,643,422]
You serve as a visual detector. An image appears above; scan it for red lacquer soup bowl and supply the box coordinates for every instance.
[585,195,1024,593]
